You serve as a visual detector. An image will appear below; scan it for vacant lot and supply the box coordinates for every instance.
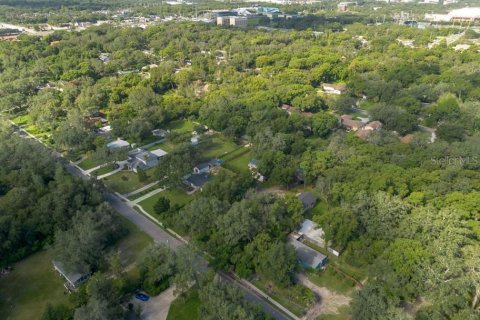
[201,135,239,159]
[252,277,314,317]
[224,150,251,174]
[0,250,70,320]
[103,170,154,194]
[138,188,191,215]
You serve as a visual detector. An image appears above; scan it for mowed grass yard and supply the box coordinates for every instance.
[223,149,251,174]
[138,188,191,215]
[116,217,153,268]
[167,289,201,320]
[201,135,239,159]
[102,170,155,194]
[0,250,70,320]
[165,119,196,133]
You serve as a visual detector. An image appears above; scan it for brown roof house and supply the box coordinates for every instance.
[340,115,364,131]
[355,120,383,140]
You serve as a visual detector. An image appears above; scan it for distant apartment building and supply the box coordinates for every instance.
[216,16,231,26]
[230,16,248,27]
[216,16,248,27]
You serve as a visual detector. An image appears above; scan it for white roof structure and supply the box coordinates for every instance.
[150,148,168,157]
[98,125,112,133]
[448,7,480,20]
[107,138,130,149]
[299,219,325,246]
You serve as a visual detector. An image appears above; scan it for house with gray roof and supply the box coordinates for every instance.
[288,235,328,269]
[127,148,159,173]
[193,159,221,174]
[53,260,90,291]
[184,173,210,190]
[297,192,317,212]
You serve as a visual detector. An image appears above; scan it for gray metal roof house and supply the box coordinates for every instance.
[288,236,328,269]
[53,260,90,291]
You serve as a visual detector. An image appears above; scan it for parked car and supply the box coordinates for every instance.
[134,292,150,302]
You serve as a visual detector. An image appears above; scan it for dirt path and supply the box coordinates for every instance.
[296,273,351,320]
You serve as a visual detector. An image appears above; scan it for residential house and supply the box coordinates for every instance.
[127,148,159,172]
[107,138,130,149]
[193,159,221,174]
[355,120,383,140]
[297,192,317,212]
[297,219,325,247]
[184,173,210,190]
[363,121,383,131]
[322,83,347,95]
[288,235,328,269]
[53,260,90,291]
[340,115,364,131]
[295,219,342,256]
[152,129,169,138]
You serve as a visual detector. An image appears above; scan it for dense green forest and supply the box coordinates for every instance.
[1,15,480,320]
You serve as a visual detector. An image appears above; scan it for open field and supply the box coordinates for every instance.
[138,188,191,215]
[166,289,200,320]
[0,250,70,320]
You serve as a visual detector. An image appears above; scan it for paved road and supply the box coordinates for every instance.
[12,124,292,320]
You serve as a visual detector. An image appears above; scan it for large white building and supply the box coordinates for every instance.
[425,7,480,22]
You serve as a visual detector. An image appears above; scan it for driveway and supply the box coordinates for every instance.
[132,287,177,320]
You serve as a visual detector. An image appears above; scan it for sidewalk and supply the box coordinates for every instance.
[124,181,159,198]
[132,187,165,204]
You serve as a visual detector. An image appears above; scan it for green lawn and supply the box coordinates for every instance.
[317,305,351,320]
[92,163,118,176]
[11,114,31,126]
[0,250,70,320]
[223,150,252,174]
[102,170,154,194]
[252,277,314,317]
[138,188,191,215]
[165,119,196,133]
[307,268,356,295]
[127,183,161,201]
[167,289,201,320]
[115,217,153,268]
[77,156,105,170]
[201,134,239,159]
